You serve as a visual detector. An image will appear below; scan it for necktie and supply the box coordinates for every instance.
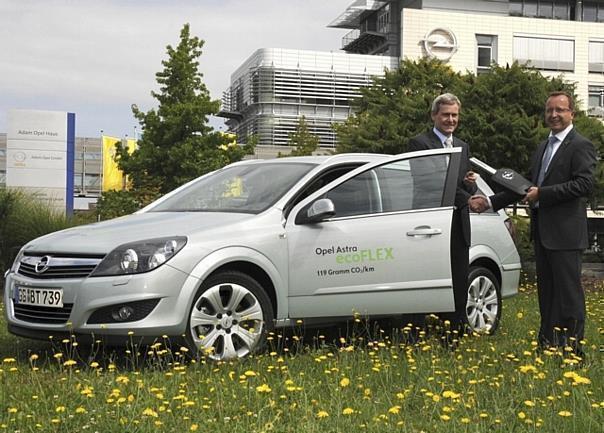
[444,136,453,148]
[537,136,557,186]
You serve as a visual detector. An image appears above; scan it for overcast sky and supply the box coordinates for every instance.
[0,0,352,138]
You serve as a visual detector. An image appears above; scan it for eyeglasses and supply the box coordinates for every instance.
[545,108,572,114]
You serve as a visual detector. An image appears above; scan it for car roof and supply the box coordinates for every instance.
[230,153,390,167]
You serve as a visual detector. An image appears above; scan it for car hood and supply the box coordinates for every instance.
[23,212,254,255]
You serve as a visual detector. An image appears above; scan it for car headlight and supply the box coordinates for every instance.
[90,237,187,277]
[10,247,26,274]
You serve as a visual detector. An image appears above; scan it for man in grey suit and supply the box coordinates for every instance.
[472,91,597,356]
[408,93,478,337]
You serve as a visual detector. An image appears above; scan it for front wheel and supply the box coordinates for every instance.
[186,271,274,361]
[465,267,501,334]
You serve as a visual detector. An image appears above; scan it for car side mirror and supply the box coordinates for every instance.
[297,198,335,224]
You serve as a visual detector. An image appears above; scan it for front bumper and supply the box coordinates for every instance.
[4,264,200,341]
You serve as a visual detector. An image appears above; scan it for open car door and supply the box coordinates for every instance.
[285,147,462,319]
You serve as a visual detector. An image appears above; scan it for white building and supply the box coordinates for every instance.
[221,0,604,148]
[219,48,398,148]
[331,0,604,115]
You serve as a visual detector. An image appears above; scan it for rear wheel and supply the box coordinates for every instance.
[186,271,274,360]
[465,267,501,334]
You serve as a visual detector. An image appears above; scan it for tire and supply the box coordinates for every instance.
[186,271,274,361]
[465,266,502,334]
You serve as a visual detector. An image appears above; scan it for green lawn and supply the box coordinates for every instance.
[0,281,602,433]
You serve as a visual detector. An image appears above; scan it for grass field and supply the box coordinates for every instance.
[0,279,602,433]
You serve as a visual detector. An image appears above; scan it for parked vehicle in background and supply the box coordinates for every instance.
[4,148,520,360]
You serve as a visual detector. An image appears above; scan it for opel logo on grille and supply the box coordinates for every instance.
[34,256,52,274]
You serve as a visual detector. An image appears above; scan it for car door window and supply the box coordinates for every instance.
[322,154,449,217]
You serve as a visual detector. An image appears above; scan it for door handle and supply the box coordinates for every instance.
[406,226,443,237]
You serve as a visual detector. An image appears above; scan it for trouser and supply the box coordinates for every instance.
[450,224,469,330]
[533,222,585,348]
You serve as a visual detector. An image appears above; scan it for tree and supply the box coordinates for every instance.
[335,59,604,206]
[335,58,465,154]
[112,24,253,203]
[279,116,320,157]
[458,62,572,176]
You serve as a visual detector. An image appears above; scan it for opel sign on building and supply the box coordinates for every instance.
[421,28,458,61]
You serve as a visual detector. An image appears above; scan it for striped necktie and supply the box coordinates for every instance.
[537,136,557,186]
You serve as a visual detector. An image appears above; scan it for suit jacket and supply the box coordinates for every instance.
[490,128,596,250]
[408,130,477,246]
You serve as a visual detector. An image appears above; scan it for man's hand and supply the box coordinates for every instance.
[523,186,539,204]
[464,171,478,184]
[468,195,490,213]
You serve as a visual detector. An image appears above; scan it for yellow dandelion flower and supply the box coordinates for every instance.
[3,358,16,363]
[440,414,450,421]
[518,412,526,419]
[388,406,401,414]
[558,411,572,417]
[342,407,354,415]
[317,410,329,418]
[190,424,199,431]
[432,394,441,402]
[55,406,66,413]
[7,408,17,414]
[256,384,271,393]
[479,413,488,418]
[524,400,535,407]
[89,361,99,368]
[519,365,537,373]
[460,418,470,424]
[142,408,159,417]
[63,359,77,367]
[75,407,87,414]
[53,353,63,359]
[340,377,350,387]
[29,354,39,361]
[442,390,461,399]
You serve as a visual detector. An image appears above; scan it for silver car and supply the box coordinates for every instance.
[4,148,520,360]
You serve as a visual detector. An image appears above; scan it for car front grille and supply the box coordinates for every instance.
[17,254,104,279]
[13,303,74,324]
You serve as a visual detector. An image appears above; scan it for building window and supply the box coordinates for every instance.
[0,170,5,186]
[582,2,604,22]
[84,174,100,189]
[0,149,6,157]
[588,85,604,117]
[377,4,391,33]
[513,36,574,71]
[589,41,604,73]
[84,151,102,160]
[477,35,498,73]
[510,0,573,20]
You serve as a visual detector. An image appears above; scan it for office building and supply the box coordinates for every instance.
[221,1,604,148]
[331,0,604,115]
[219,48,398,148]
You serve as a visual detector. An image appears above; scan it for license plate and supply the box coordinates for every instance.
[15,286,64,308]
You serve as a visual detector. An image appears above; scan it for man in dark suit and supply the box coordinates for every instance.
[472,91,597,356]
[408,93,478,336]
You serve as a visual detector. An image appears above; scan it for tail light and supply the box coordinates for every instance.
[504,217,517,244]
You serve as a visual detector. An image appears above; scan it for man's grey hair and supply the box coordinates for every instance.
[431,93,461,114]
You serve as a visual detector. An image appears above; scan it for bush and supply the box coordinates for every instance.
[508,213,533,264]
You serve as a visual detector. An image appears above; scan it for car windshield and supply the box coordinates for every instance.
[148,162,317,213]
